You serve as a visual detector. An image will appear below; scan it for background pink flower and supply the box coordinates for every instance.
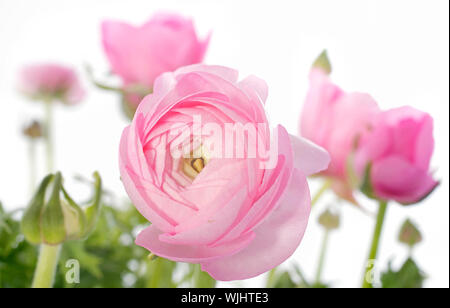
[119,64,330,281]
[19,63,85,104]
[102,13,210,110]
[299,68,380,201]
[354,106,438,204]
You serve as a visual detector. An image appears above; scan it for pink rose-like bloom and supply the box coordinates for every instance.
[119,64,330,280]
[354,107,438,204]
[19,64,85,104]
[102,13,210,109]
[299,68,380,201]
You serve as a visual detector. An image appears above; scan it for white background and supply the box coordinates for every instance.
[0,0,448,288]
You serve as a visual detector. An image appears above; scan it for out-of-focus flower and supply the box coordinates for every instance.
[299,52,380,203]
[22,120,43,139]
[19,64,85,105]
[318,208,340,231]
[101,13,210,115]
[119,64,330,281]
[21,172,102,245]
[354,107,438,204]
[398,219,422,248]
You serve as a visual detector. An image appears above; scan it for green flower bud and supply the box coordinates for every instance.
[312,50,332,75]
[21,171,102,245]
[318,208,340,231]
[398,219,422,248]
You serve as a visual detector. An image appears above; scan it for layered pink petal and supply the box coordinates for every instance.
[102,14,209,87]
[289,134,330,176]
[371,155,438,204]
[201,168,311,281]
[136,225,255,263]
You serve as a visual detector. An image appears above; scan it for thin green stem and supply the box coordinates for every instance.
[31,244,61,288]
[44,100,54,173]
[315,229,330,285]
[31,99,60,288]
[311,179,332,208]
[266,268,277,287]
[362,200,388,288]
[28,141,37,194]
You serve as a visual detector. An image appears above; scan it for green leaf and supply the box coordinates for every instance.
[381,258,426,288]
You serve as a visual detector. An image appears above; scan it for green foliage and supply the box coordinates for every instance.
[1,200,183,288]
[381,258,426,288]
[0,203,38,288]
[54,203,174,288]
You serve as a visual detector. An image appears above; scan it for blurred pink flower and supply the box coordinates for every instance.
[299,68,380,202]
[119,64,330,281]
[354,106,438,204]
[102,13,210,110]
[19,63,85,104]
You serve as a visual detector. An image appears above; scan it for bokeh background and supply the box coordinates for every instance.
[0,0,448,287]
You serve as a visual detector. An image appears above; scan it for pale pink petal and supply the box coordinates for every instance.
[136,225,255,263]
[238,75,268,104]
[371,156,439,204]
[289,134,330,176]
[201,168,311,281]
[175,64,239,84]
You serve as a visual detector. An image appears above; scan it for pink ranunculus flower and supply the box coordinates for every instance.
[19,64,85,104]
[102,13,210,112]
[299,68,380,202]
[354,106,438,204]
[119,64,330,281]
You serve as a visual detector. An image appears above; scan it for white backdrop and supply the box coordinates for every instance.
[0,0,448,288]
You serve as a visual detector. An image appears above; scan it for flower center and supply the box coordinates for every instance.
[181,145,210,180]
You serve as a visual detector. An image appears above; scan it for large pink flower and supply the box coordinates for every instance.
[299,68,380,201]
[19,63,85,104]
[119,64,330,281]
[354,106,438,204]
[102,13,210,110]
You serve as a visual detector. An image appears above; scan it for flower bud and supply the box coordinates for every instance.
[312,50,332,75]
[23,120,43,139]
[398,219,422,248]
[21,172,102,245]
[318,208,340,231]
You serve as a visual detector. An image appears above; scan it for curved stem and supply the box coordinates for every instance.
[311,179,332,208]
[314,229,330,285]
[362,200,388,288]
[31,244,61,288]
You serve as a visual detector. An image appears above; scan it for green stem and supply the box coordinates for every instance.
[193,264,216,288]
[31,99,60,288]
[44,100,54,173]
[314,229,330,285]
[28,141,37,194]
[311,179,332,208]
[31,244,61,288]
[362,200,388,288]
[266,268,277,287]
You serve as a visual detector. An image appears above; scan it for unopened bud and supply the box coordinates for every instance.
[398,219,422,248]
[318,208,340,231]
[23,120,43,139]
[21,171,102,245]
[312,50,332,75]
